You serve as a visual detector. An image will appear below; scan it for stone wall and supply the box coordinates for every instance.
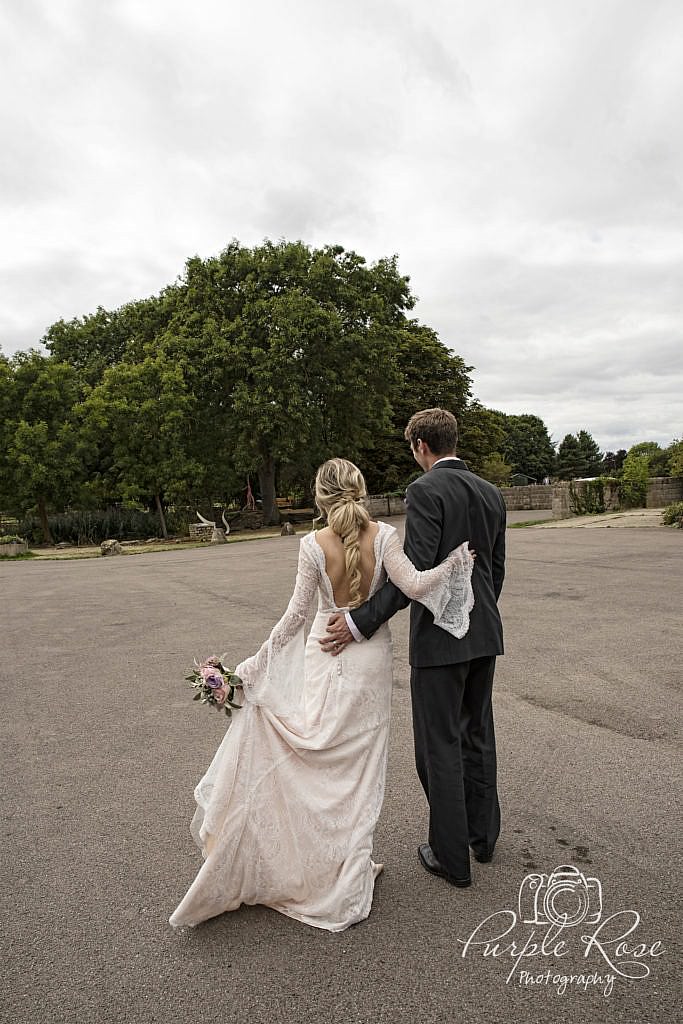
[363,477,683,523]
[498,485,553,511]
[646,477,683,508]
[366,495,406,517]
[551,477,683,518]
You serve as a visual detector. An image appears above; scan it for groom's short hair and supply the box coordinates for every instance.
[405,408,458,455]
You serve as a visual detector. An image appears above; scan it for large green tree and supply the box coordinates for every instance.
[555,429,603,480]
[359,325,472,492]
[556,433,586,480]
[600,449,627,475]
[172,240,419,522]
[43,289,180,386]
[576,430,603,476]
[84,352,202,538]
[457,402,507,475]
[491,412,556,481]
[1,351,87,542]
[626,441,671,477]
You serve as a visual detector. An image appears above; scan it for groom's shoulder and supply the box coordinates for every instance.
[405,473,432,499]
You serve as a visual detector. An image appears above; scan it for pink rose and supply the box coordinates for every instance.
[200,665,224,687]
[213,685,228,705]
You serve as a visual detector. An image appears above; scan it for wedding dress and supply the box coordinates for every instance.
[169,521,474,932]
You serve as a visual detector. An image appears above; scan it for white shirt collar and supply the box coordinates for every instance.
[432,456,460,467]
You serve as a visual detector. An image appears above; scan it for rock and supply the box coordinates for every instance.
[101,539,123,556]
[210,528,227,544]
[280,522,296,536]
[55,542,70,549]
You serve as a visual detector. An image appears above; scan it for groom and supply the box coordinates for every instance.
[321,408,506,887]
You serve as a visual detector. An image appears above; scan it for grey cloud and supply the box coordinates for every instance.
[0,0,681,455]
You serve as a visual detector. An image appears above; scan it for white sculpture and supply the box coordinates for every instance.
[195,510,230,543]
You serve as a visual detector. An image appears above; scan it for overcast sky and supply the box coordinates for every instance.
[1,0,681,451]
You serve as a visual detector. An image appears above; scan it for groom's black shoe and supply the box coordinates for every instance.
[418,844,471,888]
[471,847,494,864]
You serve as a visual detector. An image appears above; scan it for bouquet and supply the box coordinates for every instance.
[186,656,243,717]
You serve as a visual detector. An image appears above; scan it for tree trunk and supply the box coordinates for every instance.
[258,457,280,526]
[154,491,169,539]
[38,496,53,545]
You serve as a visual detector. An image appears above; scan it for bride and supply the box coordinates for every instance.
[169,458,474,932]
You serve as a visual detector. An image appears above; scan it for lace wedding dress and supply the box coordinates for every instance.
[169,521,474,932]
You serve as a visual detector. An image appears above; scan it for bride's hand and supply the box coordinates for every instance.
[319,613,353,656]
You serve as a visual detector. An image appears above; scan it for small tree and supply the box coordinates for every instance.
[601,450,627,474]
[666,438,683,477]
[479,452,512,486]
[620,453,649,508]
[626,441,670,477]
[458,403,506,475]
[492,412,555,481]
[576,430,603,476]
[556,434,586,480]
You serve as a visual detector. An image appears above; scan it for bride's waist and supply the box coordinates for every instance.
[308,608,389,640]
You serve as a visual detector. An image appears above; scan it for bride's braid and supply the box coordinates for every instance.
[315,459,371,608]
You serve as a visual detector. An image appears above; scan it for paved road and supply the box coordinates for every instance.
[2,521,680,1024]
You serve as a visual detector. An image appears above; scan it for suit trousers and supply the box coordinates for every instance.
[410,656,501,880]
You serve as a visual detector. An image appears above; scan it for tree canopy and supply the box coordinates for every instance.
[3,237,677,538]
[555,429,603,480]
[488,412,556,481]
[1,351,87,541]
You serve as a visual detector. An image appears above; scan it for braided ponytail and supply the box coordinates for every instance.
[314,459,371,608]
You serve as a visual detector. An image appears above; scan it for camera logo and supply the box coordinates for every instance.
[518,864,603,927]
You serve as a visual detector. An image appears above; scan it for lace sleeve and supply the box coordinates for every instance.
[381,527,475,639]
[233,536,319,706]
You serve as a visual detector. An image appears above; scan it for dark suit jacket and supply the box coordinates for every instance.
[351,459,506,667]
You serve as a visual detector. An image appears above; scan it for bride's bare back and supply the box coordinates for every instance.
[314,522,380,608]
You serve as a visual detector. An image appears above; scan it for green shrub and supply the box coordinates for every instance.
[0,534,25,544]
[663,501,683,528]
[569,479,605,515]
[619,453,649,508]
[17,507,190,545]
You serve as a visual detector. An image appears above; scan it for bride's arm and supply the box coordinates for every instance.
[234,537,319,688]
[382,528,474,600]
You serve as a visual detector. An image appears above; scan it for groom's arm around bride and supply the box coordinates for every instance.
[323,407,506,886]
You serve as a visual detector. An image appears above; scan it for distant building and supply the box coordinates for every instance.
[510,472,537,486]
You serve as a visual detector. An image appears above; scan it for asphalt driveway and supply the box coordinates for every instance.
[2,520,680,1024]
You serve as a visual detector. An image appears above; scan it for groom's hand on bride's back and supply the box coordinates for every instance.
[319,614,353,656]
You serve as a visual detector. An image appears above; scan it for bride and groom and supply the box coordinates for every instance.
[169,408,507,932]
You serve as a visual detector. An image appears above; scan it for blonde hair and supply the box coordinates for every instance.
[314,458,370,608]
